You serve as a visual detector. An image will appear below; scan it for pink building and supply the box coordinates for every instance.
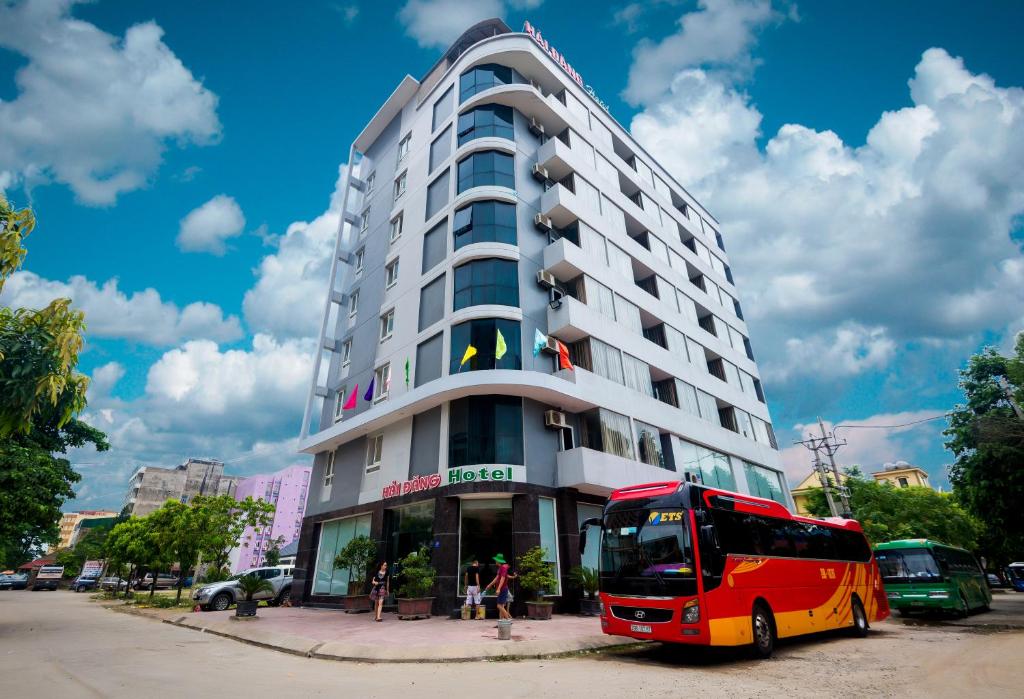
[229,464,311,573]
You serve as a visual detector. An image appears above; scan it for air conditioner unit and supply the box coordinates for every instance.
[542,336,560,355]
[536,269,557,289]
[531,163,548,182]
[544,410,568,430]
[528,117,545,137]
[533,213,552,232]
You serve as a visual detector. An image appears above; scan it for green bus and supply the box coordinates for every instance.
[874,539,991,616]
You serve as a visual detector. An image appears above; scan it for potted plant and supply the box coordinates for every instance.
[396,545,436,619]
[235,573,273,618]
[569,566,601,616]
[517,546,559,620]
[333,535,378,613]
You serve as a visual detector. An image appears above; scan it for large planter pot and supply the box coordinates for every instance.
[343,594,372,613]
[397,597,434,620]
[526,601,554,620]
[235,600,258,617]
[579,597,601,617]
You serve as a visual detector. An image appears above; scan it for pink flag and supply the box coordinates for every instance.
[343,384,358,410]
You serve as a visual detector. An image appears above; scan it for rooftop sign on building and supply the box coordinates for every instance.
[523,20,610,113]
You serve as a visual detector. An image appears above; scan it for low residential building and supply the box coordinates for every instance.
[122,458,240,517]
[791,462,934,515]
[229,465,311,573]
[55,510,118,551]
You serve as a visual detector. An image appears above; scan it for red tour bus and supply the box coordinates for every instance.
[579,480,889,657]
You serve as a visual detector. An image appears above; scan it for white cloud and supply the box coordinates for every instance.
[0,271,242,345]
[89,362,125,399]
[397,0,542,48]
[623,0,783,106]
[629,47,1024,389]
[243,164,348,338]
[779,411,946,485]
[0,0,220,205]
[177,194,246,255]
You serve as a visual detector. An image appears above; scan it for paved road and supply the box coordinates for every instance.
[2,591,1022,698]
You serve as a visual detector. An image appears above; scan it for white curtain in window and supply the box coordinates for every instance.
[740,370,756,396]
[695,239,712,266]
[603,196,626,234]
[607,243,633,280]
[676,380,701,417]
[579,221,607,264]
[575,176,602,217]
[686,336,707,368]
[648,234,669,265]
[654,175,671,201]
[591,118,613,149]
[665,325,689,361]
[621,353,654,397]
[599,408,634,460]
[696,389,720,425]
[711,254,727,278]
[723,360,741,389]
[677,290,699,323]
[596,154,618,186]
[613,294,642,334]
[634,420,665,468]
[571,129,596,168]
[589,337,624,385]
[734,408,754,439]
[583,275,615,321]
[669,248,686,274]
[751,416,772,445]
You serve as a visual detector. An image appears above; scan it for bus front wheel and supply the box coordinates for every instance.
[850,597,869,638]
[751,604,775,659]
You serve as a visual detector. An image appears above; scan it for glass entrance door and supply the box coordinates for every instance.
[385,501,435,566]
[459,499,513,587]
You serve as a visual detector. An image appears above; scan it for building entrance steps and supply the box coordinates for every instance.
[156,605,639,662]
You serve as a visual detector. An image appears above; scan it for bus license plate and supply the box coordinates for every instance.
[630,623,652,634]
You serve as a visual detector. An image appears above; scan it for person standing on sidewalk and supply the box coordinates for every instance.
[464,558,482,618]
[484,554,516,620]
[369,561,389,622]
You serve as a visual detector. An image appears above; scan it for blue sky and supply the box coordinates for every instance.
[2,0,1022,510]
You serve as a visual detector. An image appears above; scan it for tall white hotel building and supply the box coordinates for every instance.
[294,19,790,612]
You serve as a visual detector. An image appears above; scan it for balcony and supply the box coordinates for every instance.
[535,135,575,183]
[557,447,678,496]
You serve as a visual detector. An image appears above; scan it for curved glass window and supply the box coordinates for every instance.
[449,395,524,467]
[454,258,519,310]
[457,150,514,193]
[460,63,516,102]
[453,200,516,249]
[457,105,514,146]
[450,317,521,373]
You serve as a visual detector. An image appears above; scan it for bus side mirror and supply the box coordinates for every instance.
[579,517,602,555]
[700,524,720,551]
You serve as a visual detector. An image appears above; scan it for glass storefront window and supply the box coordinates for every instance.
[538,497,560,595]
[449,318,521,372]
[457,150,514,193]
[312,514,372,595]
[448,395,524,468]
[457,104,514,146]
[459,63,516,102]
[676,440,735,490]
[452,200,516,249]
[453,258,519,310]
[386,501,435,567]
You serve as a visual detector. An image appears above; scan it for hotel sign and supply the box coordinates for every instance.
[447,466,521,484]
[382,467,524,499]
[523,20,610,113]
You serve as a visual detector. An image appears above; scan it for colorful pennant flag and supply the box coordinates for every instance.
[533,329,548,357]
[363,377,375,402]
[557,340,573,371]
[343,385,358,410]
[460,344,477,368]
[495,328,507,360]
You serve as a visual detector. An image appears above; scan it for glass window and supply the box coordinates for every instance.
[448,395,524,467]
[635,420,666,469]
[426,169,450,220]
[360,208,369,235]
[385,259,399,288]
[354,247,364,272]
[580,275,615,320]
[341,339,352,365]
[580,407,634,460]
[366,434,383,472]
[429,126,452,173]
[459,63,515,102]
[647,233,669,265]
[676,379,700,417]
[577,503,603,572]
[613,294,642,334]
[607,243,632,280]
[578,222,607,264]
[323,450,335,487]
[735,407,754,439]
[743,462,786,504]
[457,104,514,146]
[312,514,372,595]
[677,440,735,490]
[573,337,624,385]
[422,218,447,273]
[621,353,653,397]
[538,497,560,594]
[397,133,411,163]
[686,336,706,368]
[348,289,359,317]
[432,84,454,131]
[574,175,601,215]
[449,318,522,372]
[365,171,375,192]
[390,213,403,242]
[695,388,720,425]
[418,273,445,332]
[453,258,519,310]
[394,171,407,199]
[452,200,516,249]
[379,309,394,340]
[387,501,436,565]
[457,150,514,193]
[374,363,390,400]
[603,197,626,234]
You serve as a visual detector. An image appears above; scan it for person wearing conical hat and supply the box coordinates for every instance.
[484,553,516,620]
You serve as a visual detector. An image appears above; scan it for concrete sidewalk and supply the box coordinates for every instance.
[108,602,641,662]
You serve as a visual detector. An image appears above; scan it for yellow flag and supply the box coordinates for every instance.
[495,328,507,360]
[460,344,477,366]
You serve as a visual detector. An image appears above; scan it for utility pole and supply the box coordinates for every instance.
[794,417,852,519]
[997,377,1024,420]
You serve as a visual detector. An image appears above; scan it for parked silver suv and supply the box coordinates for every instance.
[192,567,292,612]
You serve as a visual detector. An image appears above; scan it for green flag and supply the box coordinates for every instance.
[404,357,410,387]
[495,328,507,360]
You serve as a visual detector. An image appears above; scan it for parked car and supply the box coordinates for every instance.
[71,576,100,593]
[192,567,292,612]
[0,574,29,590]
[134,573,180,590]
[100,576,129,591]
[32,565,64,591]
[987,573,1006,589]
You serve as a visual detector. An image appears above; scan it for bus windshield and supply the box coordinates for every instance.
[875,548,942,584]
[600,508,697,597]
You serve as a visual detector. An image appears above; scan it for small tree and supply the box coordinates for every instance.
[569,566,599,600]
[396,545,435,598]
[236,572,273,602]
[193,495,275,573]
[147,500,203,603]
[264,536,285,567]
[516,546,558,602]
[333,535,378,595]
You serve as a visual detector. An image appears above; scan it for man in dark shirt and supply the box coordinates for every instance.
[464,558,482,616]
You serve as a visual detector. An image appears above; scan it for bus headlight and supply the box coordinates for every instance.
[682,599,700,624]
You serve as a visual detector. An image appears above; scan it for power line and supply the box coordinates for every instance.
[834,413,949,431]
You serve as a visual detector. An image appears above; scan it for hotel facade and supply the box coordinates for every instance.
[293,19,790,613]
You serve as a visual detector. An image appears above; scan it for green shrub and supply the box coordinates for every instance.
[397,545,435,598]
[569,566,599,599]
[517,546,558,602]
[333,535,378,595]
